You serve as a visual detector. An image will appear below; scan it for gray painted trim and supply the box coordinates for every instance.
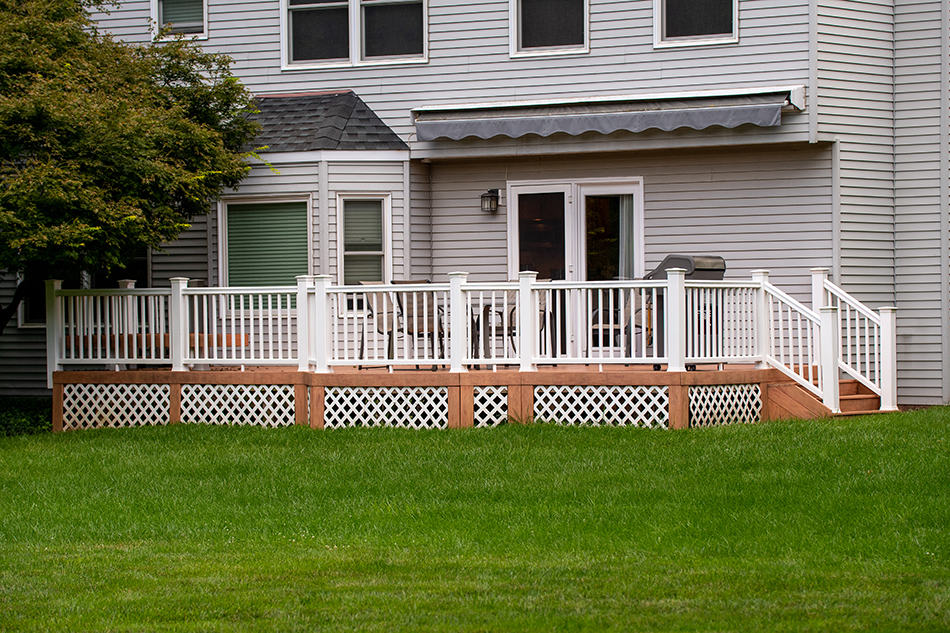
[807,0,818,143]
[832,138,841,281]
[402,160,411,277]
[319,160,330,274]
[942,0,950,403]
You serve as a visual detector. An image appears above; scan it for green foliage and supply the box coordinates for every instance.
[0,409,948,630]
[0,396,51,436]
[0,0,259,283]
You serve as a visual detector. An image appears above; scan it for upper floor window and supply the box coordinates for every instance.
[654,0,738,48]
[287,0,426,67]
[512,0,588,56]
[153,0,207,37]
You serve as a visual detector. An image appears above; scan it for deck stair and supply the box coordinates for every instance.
[769,377,883,420]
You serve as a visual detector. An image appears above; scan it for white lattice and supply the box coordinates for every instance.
[324,386,448,429]
[62,383,169,430]
[533,385,668,428]
[689,384,761,427]
[474,385,508,427]
[181,384,295,427]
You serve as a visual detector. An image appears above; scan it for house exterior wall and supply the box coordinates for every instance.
[0,273,47,396]
[92,0,812,150]
[428,144,834,302]
[893,0,949,405]
[816,0,896,307]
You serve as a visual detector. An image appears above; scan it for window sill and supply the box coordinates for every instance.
[153,32,209,42]
[653,35,739,49]
[509,46,589,60]
[282,56,429,72]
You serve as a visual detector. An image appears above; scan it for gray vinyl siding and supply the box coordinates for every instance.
[816,0,895,306]
[428,144,834,302]
[92,0,812,151]
[893,0,948,404]
[0,273,47,396]
[150,214,211,287]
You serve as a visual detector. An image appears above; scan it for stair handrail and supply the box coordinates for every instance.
[822,279,883,397]
[761,281,825,400]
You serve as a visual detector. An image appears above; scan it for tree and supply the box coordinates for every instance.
[0,0,259,334]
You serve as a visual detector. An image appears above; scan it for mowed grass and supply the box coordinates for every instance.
[0,409,948,632]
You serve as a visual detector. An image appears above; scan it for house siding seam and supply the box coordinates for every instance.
[893,0,947,404]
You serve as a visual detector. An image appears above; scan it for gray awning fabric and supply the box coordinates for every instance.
[414,92,790,142]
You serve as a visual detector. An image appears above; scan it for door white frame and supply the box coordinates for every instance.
[507,177,645,280]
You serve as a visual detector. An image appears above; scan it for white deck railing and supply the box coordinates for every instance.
[45,267,898,412]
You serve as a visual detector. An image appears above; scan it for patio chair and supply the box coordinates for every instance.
[392,279,445,362]
[478,281,549,359]
[358,281,398,360]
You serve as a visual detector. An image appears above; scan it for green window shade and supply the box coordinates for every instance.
[343,200,383,251]
[161,0,204,33]
[227,202,309,287]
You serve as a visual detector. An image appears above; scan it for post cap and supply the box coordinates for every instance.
[447,271,469,279]
[518,270,539,279]
[664,267,687,277]
[879,306,898,313]
[809,267,831,274]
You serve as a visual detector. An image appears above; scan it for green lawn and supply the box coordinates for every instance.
[0,409,948,632]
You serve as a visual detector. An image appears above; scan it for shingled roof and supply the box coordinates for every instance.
[250,90,408,152]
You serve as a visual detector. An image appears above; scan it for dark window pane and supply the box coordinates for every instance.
[363,2,424,57]
[520,0,584,49]
[665,0,733,38]
[291,7,349,61]
[518,192,565,280]
[161,0,203,33]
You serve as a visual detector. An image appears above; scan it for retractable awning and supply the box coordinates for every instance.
[413,89,801,142]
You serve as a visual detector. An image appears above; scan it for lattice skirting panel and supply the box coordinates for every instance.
[689,384,762,427]
[181,384,296,427]
[533,385,669,428]
[62,383,170,430]
[474,385,508,427]
[324,386,448,429]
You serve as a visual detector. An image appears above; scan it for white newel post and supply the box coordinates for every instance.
[819,305,841,413]
[312,275,331,373]
[296,275,314,372]
[169,277,188,372]
[117,279,136,353]
[518,271,538,372]
[45,280,63,389]
[448,272,469,373]
[879,306,898,411]
[751,270,771,369]
[810,267,829,311]
[665,268,686,372]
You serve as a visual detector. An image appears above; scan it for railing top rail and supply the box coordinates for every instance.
[329,283,451,293]
[763,282,820,324]
[823,279,881,325]
[56,288,172,297]
[183,286,295,295]
[463,282,519,291]
[684,280,760,289]
[529,280,668,290]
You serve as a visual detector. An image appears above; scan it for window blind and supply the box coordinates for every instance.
[226,202,309,287]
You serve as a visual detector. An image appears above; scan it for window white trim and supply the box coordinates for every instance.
[508,0,590,58]
[217,195,315,287]
[150,0,209,41]
[280,0,429,71]
[335,193,393,286]
[506,177,645,281]
[653,0,739,49]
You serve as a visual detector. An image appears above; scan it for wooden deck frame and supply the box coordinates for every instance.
[52,365,829,431]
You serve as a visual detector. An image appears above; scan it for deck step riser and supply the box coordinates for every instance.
[839,395,881,413]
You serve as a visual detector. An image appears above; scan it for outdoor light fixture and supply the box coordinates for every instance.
[480,189,500,213]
